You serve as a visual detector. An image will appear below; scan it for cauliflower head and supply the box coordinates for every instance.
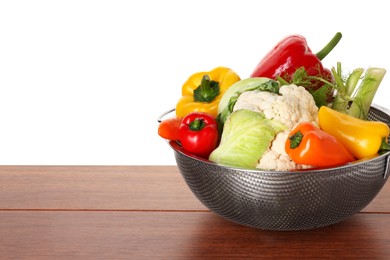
[233,84,318,171]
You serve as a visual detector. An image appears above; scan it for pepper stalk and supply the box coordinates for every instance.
[316,32,343,61]
[193,75,220,103]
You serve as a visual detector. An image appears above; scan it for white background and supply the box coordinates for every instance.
[0,0,389,165]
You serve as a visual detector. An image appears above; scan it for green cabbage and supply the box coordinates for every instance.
[209,109,286,169]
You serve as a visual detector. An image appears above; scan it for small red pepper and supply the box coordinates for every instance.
[285,122,354,168]
[179,112,219,158]
[251,32,342,93]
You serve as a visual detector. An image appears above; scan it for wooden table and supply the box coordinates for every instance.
[0,166,389,259]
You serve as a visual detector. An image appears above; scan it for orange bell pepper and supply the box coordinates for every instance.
[285,122,354,168]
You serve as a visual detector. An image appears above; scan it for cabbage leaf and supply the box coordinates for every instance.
[209,109,286,169]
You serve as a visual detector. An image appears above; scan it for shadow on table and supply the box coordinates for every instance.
[182,212,389,258]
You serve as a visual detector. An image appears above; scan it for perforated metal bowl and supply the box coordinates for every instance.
[161,105,390,231]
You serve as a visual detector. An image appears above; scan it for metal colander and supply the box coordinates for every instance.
[162,105,390,231]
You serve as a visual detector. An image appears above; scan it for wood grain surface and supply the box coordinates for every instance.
[0,166,389,259]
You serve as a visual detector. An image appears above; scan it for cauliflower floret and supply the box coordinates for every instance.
[234,84,318,129]
[233,84,318,171]
[257,131,311,171]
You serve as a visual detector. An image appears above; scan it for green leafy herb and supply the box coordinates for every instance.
[379,137,390,155]
[278,63,387,120]
[277,67,334,108]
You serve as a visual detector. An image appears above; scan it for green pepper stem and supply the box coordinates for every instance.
[200,75,214,100]
[316,32,342,60]
[289,131,303,149]
[193,75,220,103]
[189,118,206,131]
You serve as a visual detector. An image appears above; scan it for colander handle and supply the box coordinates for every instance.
[384,154,390,179]
[157,108,175,123]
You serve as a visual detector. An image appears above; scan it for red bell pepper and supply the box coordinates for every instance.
[285,122,354,168]
[250,32,342,98]
[179,112,219,158]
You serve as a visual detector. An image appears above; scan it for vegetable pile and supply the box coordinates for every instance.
[158,32,390,171]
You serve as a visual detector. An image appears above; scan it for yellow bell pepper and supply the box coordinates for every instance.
[318,106,390,159]
[176,66,240,118]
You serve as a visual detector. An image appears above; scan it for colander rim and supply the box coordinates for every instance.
[169,140,390,175]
